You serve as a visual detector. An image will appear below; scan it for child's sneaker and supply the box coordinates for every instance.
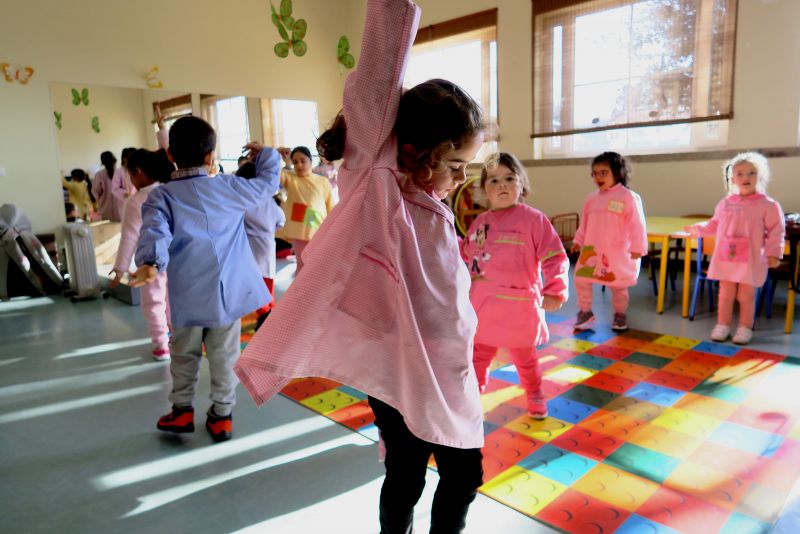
[611,313,628,331]
[206,408,233,442]
[710,324,731,342]
[732,326,753,345]
[157,405,194,433]
[152,348,170,361]
[527,394,548,420]
[574,310,595,330]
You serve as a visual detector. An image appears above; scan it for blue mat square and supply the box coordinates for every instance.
[546,396,598,424]
[626,382,686,407]
[518,444,597,486]
[490,364,520,384]
[616,514,681,534]
[693,341,740,357]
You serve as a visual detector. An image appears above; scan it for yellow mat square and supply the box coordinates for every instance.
[572,463,659,511]
[650,407,724,439]
[482,466,568,515]
[551,338,598,353]
[299,389,360,415]
[627,422,702,458]
[544,364,597,384]
[507,415,573,442]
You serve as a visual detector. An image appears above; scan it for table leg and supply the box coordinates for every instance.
[657,236,668,314]
[786,244,798,334]
[682,239,692,318]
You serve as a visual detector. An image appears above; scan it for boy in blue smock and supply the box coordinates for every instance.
[132,116,280,442]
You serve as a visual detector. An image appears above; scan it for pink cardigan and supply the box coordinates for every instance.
[114,183,160,272]
[461,203,569,348]
[235,0,484,449]
[573,184,648,288]
[692,193,785,287]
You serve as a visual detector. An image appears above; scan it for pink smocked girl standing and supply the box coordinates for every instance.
[571,151,648,331]
[461,152,569,419]
[686,152,785,345]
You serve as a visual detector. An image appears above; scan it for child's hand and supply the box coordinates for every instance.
[768,256,780,269]
[630,252,643,260]
[242,141,265,160]
[278,146,292,163]
[129,265,157,288]
[109,268,125,289]
[570,243,581,254]
[683,225,698,237]
[542,295,563,312]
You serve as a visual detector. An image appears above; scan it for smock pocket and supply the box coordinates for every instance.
[337,246,399,332]
[474,286,539,348]
[718,236,749,263]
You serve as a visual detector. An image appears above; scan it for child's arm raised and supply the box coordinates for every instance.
[342,0,420,170]
[227,143,282,209]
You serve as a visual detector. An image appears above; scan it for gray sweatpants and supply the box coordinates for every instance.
[168,320,241,416]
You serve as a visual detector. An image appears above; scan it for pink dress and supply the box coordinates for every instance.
[573,184,648,288]
[92,168,121,221]
[461,204,569,348]
[693,193,785,287]
[234,0,483,449]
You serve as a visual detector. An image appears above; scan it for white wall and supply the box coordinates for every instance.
[50,83,148,176]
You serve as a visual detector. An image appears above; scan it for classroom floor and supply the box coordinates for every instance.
[1,259,798,534]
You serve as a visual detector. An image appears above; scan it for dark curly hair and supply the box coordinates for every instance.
[592,151,631,187]
[317,78,484,189]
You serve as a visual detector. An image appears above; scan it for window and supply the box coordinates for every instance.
[261,98,320,157]
[405,9,498,161]
[533,0,737,157]
[201,95,250,172]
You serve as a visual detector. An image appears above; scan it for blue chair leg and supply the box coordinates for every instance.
[707,280,715,313]
[690,273,702,321]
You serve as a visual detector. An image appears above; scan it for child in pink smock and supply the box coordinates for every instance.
[234,0,486,530]
[461,152,569,419]
[571,152,647,331]
[686,152,785,345]
[111,147,137,206]
[110,149,174,360]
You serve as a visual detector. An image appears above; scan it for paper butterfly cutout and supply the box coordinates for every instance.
[72,88,89,106]
[1,63,35,84]
[271,0,307,58]
[54,111,62,130]
[91,116,100,133]
[337,36,355,69]
[145,66,163,89]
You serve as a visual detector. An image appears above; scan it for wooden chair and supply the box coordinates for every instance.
[550,212,580,260]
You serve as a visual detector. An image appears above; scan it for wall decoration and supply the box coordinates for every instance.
[1,63,35,84]
[91,116,100,133]
[337,36,355,70]
[71,88,89,106]
[270,0,307,58]
[54,111,62,130]
[145,66,163,89]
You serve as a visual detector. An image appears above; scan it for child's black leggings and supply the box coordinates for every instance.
[368,396,484,534]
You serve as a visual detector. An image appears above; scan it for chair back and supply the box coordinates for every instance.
[550,212,580,246]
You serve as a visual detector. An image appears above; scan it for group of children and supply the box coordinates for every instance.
[87,0,786,531]
[61,147,138,223]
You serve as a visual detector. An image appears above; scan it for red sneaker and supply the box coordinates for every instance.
[157,406,194,433]
[206,408,233,442]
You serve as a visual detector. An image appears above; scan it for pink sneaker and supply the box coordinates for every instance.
[527,394,548,420]
[152,348,170,361]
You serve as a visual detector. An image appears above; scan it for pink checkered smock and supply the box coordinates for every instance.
[235,0,484,449]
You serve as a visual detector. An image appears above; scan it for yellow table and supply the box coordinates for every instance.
[646,217,707,314]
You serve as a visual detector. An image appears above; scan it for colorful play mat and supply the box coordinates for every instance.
[241,314,800,533]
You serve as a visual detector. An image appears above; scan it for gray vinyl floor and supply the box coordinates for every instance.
[1,259,798,534]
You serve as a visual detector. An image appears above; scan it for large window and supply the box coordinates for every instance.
[405,9,498,161]
[261,98,320,157]
[202,95,250,172]
[533,0,736,157]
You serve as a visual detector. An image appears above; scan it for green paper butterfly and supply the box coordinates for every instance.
[337,36,355,69]
[71,88,89,106]
[271,0,307,58]
[91,116,100,133]
[54,111,62,130]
